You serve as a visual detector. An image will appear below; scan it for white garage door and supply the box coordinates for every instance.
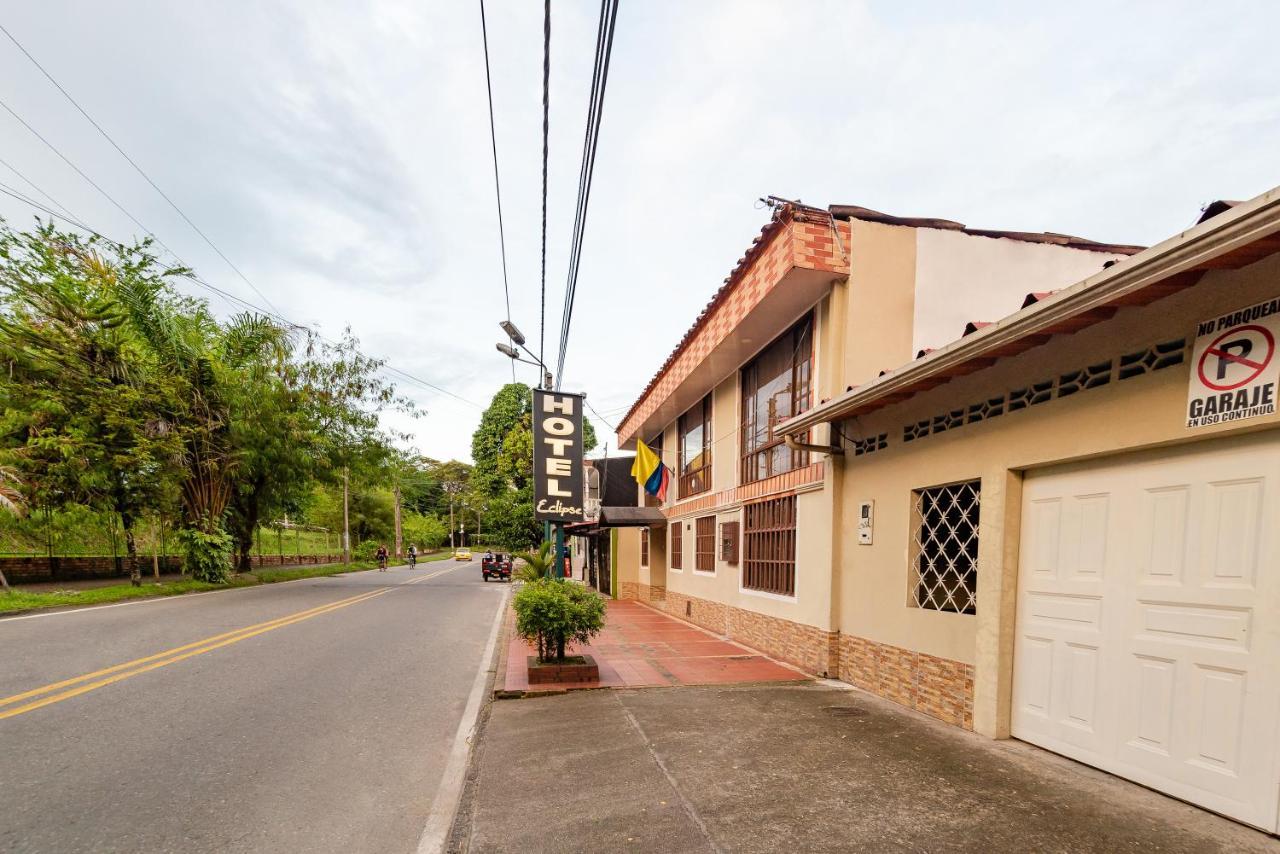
[1012,432,1280,830]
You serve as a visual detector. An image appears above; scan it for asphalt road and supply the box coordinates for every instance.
[0,558,508,854]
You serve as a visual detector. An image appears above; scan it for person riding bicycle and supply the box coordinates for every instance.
[375,544,389,571]
[407,544,417,567]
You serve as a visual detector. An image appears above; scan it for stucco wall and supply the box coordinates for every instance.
[837,252,1280,736]
[841,219,918,390]
[912,229,1128,356]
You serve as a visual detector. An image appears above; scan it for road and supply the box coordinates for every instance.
[0,558,507,854]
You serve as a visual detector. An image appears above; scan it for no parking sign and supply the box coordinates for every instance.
[1186,296,1280,429]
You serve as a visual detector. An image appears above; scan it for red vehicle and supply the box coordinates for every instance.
[481,552,512,582]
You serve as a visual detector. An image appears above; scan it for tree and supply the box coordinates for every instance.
[0,223,185,585]
[471,383,531,496]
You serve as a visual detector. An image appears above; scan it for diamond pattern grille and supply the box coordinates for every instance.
[911,480,980,615]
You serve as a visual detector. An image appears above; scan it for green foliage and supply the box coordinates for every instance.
[511,578,606,662]
[471,383,531,496]
[177,526,232,583]
[515,540,553,582]
[401,511,447,550]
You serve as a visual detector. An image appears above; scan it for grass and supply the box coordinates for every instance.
[0,551,451,616]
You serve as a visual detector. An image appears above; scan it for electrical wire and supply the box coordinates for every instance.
[477,0,516,384]
[584,397,617,434]
[554,0,619,388]
[538,0,551,382]
[0,22,283,318]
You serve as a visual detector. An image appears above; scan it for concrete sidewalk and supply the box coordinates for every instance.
[453,682,1280,853]
[497,599,804,696]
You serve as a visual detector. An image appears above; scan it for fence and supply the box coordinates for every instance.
[0,553,344,584]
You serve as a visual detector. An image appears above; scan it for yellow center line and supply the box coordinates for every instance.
[0,565,461,721]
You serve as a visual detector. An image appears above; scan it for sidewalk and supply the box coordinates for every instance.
[454,682,1280,853]
[496,599,804,696]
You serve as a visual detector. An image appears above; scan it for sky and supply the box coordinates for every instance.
[1,1,1277,462]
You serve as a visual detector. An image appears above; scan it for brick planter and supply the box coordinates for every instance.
[526,654,600,685]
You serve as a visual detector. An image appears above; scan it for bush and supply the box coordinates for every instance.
[512,579,606,662]
[514,540,553,583]
[179,526,232,583]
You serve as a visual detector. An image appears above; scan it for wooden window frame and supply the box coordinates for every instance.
[640,528,649,567]
[670,520,683,570]
[740,315,814,485]
[677,395,713,499]
[694,515,716,574]
[742,496,797,597]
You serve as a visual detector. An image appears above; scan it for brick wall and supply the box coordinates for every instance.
[0,554,343,584]
[618,581,639,600]
[637,583,666,603]
[839,634,974,729]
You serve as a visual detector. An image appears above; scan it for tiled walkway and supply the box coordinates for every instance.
[497,599,804,696]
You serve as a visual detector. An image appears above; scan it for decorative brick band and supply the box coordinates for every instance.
[666,462,826,519]
[839,634,974,730]
[618,581,639,601]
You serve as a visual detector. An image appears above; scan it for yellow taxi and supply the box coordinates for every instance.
[453,548,472,561]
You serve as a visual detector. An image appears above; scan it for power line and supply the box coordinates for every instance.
[538,0,551,380]
[554,0,619,388]
[478,0,516,384]
[584,397,617,434]
[0,22,284,318]
[0,184,481,409]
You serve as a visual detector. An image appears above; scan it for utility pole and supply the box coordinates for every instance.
[342,467,351,564]
[449,497,455,549]
[393,482,403,558]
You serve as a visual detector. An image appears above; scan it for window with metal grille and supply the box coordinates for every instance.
[743,496,797,596]
[670,520,683,570]
[741,315,813,484]
[910,480,980,615]
[695,515,716,572]
[640,528,649,566]
[678,395,712,498]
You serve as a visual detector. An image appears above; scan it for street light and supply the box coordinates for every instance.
[499,320,526,346]
[495,321,553,388]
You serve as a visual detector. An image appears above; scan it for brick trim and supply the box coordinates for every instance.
[839,634,974,730]
[666,462,826,518]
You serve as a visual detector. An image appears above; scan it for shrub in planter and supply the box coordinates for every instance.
[514,540,553,582]
[512,578,606,662]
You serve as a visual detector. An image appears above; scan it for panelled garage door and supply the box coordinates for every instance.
[1012,433,1280,830]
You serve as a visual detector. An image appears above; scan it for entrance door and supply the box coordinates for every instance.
[1011,432,1280,830]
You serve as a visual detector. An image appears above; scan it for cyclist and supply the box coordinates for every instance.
[375,543,389,571]
[407,544,417,567]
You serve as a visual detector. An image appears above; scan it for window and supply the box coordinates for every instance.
[720,520,739,565]
[640,528,649,566]
[741,315,813,484]
[695,516,716,573]
[670,520,683,570]
[743,496,796,596]
[910,480,980,615]
[678,396,712,498]
[644,431,665,508]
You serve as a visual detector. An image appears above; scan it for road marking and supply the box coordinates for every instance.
[0,565,463,721]
[417,582,509,854]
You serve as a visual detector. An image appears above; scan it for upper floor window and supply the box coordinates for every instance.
[740,314,813,484]
[678,395,712,498]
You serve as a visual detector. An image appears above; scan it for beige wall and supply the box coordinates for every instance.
[841,220,917,390]
[836,252,1280,737]
[912,228,1128,356]
[615,527,641,595]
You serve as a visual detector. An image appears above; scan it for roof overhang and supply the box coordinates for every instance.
[619,265,837,449]
[782,186,1280,433]
[598,506,667,528]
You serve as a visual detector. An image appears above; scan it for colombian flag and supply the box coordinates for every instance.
[631,440,671,501]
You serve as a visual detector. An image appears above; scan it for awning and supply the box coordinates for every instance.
[598,506,667,528]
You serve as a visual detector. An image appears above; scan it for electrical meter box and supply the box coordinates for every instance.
[857,500,873,545]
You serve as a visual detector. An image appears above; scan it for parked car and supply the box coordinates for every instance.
[481,552,512,582]
[454,548,472,561]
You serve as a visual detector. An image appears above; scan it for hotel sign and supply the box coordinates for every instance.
[532,389,586,521]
